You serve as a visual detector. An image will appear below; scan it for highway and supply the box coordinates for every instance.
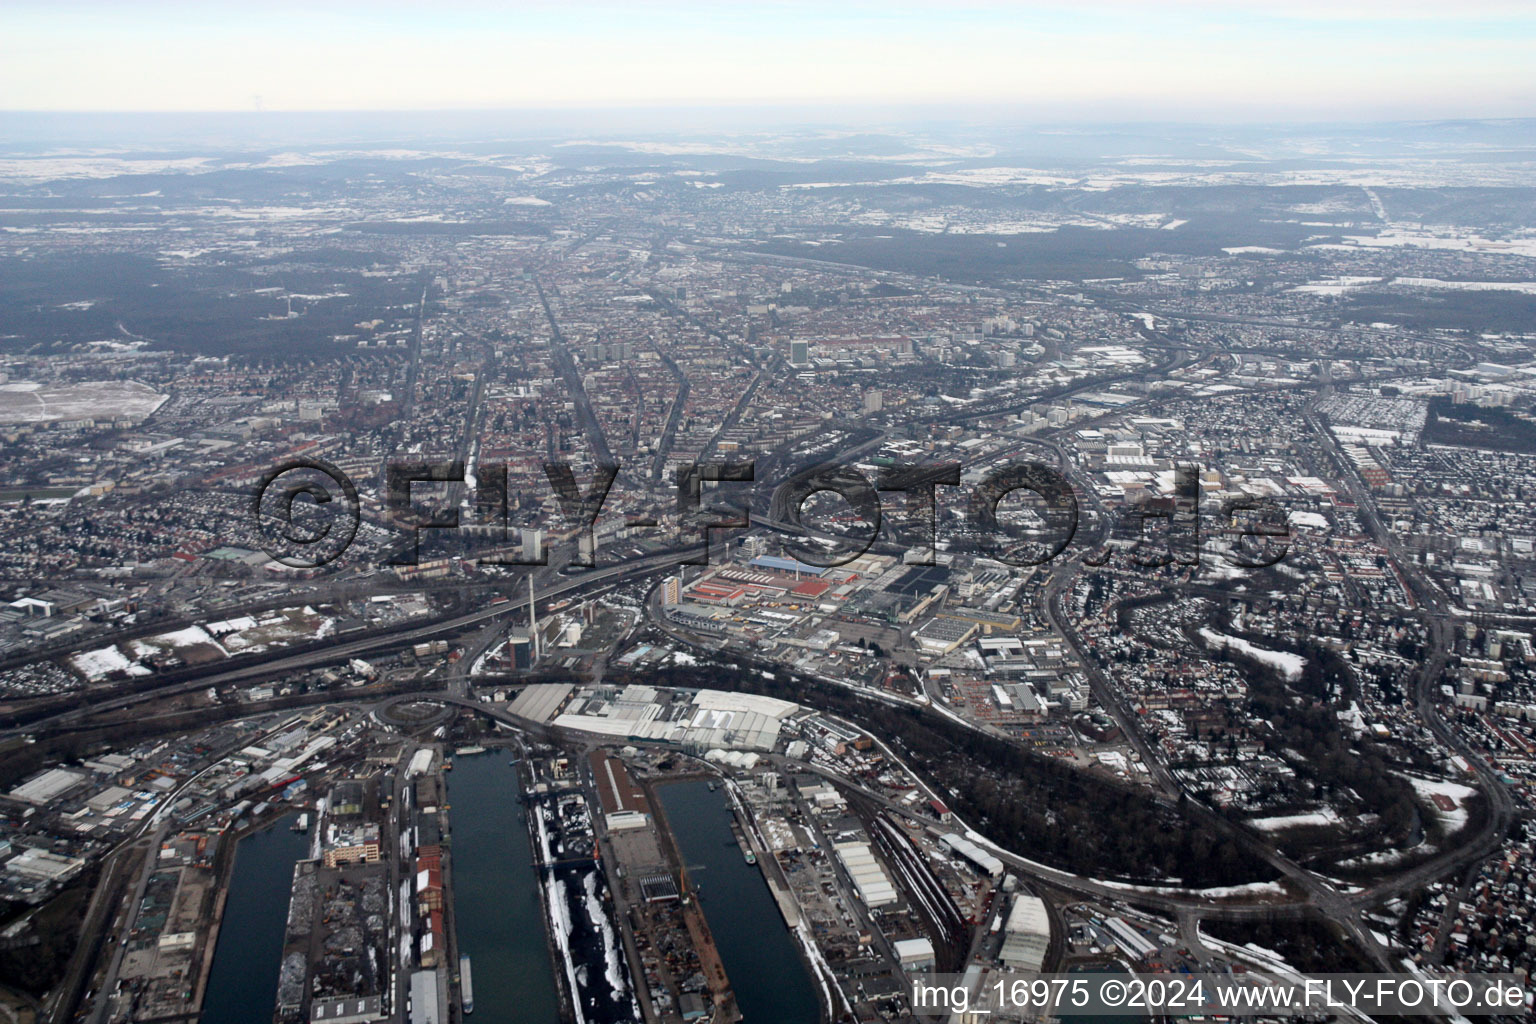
[1,545,704,741]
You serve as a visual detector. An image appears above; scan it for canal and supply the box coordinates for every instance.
[201,811,310,1024]
[447,752,561,1023]
[657,779,821,1024]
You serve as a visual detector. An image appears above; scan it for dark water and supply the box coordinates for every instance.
[657,779,821,1024]
[1064,964,1148,1024]
[447,753,561,1023]
[201,812,311,1024]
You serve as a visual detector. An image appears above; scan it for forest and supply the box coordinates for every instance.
[631,658,1279,887]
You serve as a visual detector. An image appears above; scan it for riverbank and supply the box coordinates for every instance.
[654,777,822,1024]
[444,750,563,1024]
[201,810,311,1024]
[644,778,741,1024]
[720,777,847,1021]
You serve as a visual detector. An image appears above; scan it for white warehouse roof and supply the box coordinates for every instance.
[8,767,88,805]
[507,683,574,724]
[835,841,898,908]
[691,689,799,718]
[940,832,1005,878]
[552,686,798,752]
[999,894,1050,971]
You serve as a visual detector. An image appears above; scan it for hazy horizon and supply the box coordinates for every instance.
[3,1,1534,121]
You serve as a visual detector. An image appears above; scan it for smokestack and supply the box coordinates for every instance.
[528,575,540,658]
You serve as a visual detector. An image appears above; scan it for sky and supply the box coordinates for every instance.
[2,1,1534,120]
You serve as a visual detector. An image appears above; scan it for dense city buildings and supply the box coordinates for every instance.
[0,101,1533,1024]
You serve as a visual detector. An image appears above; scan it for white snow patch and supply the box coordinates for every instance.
[581,870,637,1017]
[1404,773,1476,834]
[1193,880,1289,898]
[1248,808,1341,832]
[147,625,224,651]
[70,645,150,680]
[545,876,587,1024]
[1199,628,1306,681]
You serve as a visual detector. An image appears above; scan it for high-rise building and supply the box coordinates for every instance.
[661,575,681,606]
[789,339,810,367]
[508,631,533,670]
[862,389,883,414]
[521,527,543,562]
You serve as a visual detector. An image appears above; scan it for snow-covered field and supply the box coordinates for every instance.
[70,645,152,681]
[1248,808,1341,832]
[205,615,258,634]
[1404,773,1477,834]
[1291,275,1384,295]
[1309,230,1536,260]
[147,625,223,650]
[1198,629,1306,681]
[160,614,336,670]
[1392,276,1536,294]
[0,380,168,425]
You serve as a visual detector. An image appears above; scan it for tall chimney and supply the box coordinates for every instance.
[528,575,539,658]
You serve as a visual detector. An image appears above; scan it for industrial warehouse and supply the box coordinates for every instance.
[509,682,802,752]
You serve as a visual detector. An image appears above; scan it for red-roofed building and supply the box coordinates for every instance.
[416,866,443,910]
[420,909,446,966]
[687,583,748,606]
